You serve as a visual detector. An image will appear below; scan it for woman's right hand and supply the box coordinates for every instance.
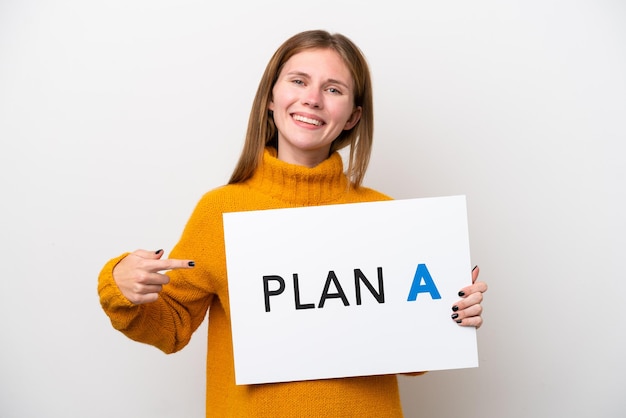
[112,249,195,305]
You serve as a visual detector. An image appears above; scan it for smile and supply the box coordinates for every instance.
[292,114,324,126]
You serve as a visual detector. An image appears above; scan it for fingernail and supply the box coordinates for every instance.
[458,291,465,297]
[456,319,462,324]
[452,305,459,312]
[188,261,195,267]
[155,249,163,254]
[472,265,478,271]
[451,313,459,319]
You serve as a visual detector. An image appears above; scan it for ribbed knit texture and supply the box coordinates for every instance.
[98,148,406,417]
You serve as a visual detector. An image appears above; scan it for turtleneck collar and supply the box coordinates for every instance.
[245,147,349,206]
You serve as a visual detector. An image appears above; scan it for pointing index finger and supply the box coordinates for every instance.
[153,258,195,272]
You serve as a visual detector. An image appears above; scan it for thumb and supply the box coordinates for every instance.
[471,265,480,284]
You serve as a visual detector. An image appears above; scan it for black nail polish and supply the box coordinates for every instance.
[456,319,462,324]
[452,305,459,312]
[472,265,478,271]
[458,291,465,297]
[451,313,459,319]
[188,261,195,267]
[155,249,163,254]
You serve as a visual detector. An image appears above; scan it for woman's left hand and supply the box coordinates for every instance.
[451,265,488,328]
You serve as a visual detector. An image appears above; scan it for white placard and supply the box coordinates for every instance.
[223,195,477,385]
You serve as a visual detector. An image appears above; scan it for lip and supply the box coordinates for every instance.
[291,112,325,126]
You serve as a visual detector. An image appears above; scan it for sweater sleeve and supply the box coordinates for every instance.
[97,252,138,328]
[97,194,224,354]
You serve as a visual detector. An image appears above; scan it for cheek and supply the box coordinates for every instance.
[269,85,290,111]
[336,106,356,127]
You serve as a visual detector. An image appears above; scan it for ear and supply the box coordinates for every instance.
[343,106,362,130]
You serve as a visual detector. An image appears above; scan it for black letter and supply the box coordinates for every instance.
[318,270,350,308]
[293,274,315,310]
[354,267,385,305]
[263,275,285,312]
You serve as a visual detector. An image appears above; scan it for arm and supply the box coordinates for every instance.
[98,193,226,353]
[98,249,211,354]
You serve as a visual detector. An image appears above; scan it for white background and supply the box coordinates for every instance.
[0,1,624,417]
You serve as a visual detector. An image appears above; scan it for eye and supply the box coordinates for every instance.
[292,79,305,86]
[327,87,342,95]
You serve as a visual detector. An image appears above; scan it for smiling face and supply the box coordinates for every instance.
[268,48,362,167]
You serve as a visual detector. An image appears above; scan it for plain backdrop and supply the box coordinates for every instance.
[1,1,624,417]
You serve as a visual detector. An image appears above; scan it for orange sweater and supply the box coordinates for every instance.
[99,148,409,417]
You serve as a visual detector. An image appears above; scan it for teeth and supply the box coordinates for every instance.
[293,114,322,126]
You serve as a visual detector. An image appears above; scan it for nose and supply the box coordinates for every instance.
[302,88,322,108]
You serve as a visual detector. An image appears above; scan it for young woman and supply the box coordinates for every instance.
[99,29,488,417]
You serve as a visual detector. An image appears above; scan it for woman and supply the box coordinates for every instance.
[99,29,487,417]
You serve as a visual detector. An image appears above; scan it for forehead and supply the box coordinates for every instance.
[280,48,353,85]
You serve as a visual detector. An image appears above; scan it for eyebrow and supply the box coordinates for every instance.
[285,70,351,90]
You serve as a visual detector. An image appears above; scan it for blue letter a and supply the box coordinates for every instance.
[407,264,442,301]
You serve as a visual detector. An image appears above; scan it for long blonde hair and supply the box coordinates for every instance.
[228,30,374,188]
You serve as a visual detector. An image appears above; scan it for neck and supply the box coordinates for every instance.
[246,148,349,206]
[276,145,331,168]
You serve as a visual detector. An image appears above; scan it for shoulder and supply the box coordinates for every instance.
[179,184,249,237]
[196,183,240,205]
[191,183,250,215]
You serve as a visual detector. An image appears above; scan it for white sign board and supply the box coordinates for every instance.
[223,195,477,385]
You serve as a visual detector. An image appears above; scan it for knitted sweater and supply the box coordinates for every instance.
[98,148,406,417]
